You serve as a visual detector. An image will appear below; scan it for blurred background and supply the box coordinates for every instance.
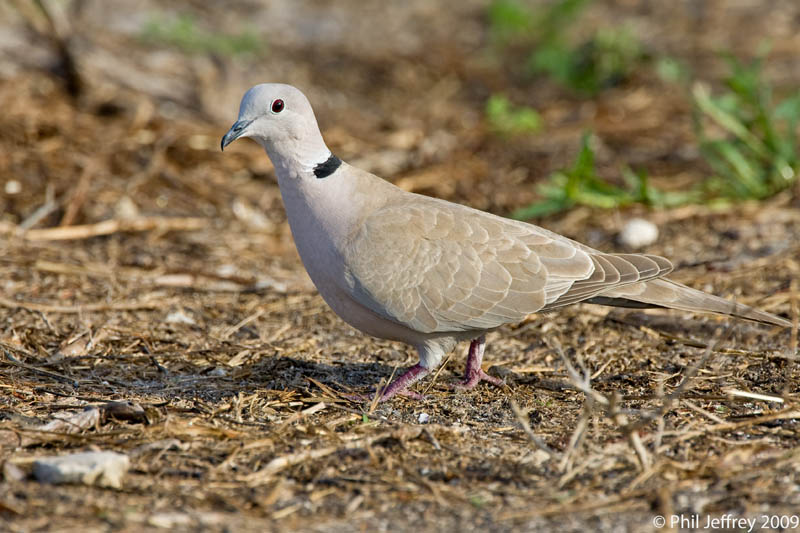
[2,0,799,241]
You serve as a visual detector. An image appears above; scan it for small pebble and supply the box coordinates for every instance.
[618,218,659,249]
[165,310,196,325]
[33,451,130,488]
[417,412,430,424]
[4,180,21,195]
[148,512,193,529]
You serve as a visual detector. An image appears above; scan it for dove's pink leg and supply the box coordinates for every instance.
[455,335,504,390]
[376,364,429,401]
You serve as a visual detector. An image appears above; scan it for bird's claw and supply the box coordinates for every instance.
[452,368,505,391]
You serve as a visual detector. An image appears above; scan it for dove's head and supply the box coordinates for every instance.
[221,84,330,174]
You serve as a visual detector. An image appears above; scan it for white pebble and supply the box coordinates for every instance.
[417,412,430,424]
[148,512,193,529]
[33,451,130,488]
[165,310,196,325]
[618,218,659,249]
[4,180,21,195]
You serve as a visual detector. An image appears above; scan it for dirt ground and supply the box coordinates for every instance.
[1,1,800,532]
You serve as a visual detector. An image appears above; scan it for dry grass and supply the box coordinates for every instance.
[2,1,800,531]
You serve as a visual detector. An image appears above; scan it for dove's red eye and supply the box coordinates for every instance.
[271,99,284,113]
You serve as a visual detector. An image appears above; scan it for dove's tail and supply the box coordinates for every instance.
[587,278,792,329]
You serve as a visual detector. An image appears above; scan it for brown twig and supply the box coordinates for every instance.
[786,278,799,394]
[273,402,327,433]
[22,216,208,241]
[59,158,95,226]
[0,296,161,314]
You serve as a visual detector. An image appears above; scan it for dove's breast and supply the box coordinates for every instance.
[278,172,432,345]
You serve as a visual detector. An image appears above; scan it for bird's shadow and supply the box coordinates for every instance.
[5,352,417,408]
[245,355,410,396]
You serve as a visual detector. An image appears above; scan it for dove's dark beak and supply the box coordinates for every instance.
[221,119,254,151]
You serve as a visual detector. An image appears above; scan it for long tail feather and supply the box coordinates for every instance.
[589,278,792,328]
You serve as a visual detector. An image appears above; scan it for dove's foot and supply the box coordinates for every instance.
[453,335,504,391]
[454,368,504,390]
[378,364,429,400]
[349,364,429,402]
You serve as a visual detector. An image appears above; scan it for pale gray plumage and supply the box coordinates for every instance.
[344,196,673,333]
[222,84,792,401]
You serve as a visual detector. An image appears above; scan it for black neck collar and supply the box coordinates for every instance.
[313,153,342,179]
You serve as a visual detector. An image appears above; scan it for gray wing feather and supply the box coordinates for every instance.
[343,198,673,333]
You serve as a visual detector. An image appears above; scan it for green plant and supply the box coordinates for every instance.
[487,0,534,42]
[655,56,689,84]
[468,494,486,508]
[486,94,542,136]
[513,54,800,219]
[531,24,641,95]
[488,0,643,95]
[693,54,800,200]
[512,133,695,219]
[141,14,262,56]
[489,0,590,39]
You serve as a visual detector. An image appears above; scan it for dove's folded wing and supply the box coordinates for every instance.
[343,198,672,333]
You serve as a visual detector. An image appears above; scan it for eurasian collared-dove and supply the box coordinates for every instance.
[221,84,791,401]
